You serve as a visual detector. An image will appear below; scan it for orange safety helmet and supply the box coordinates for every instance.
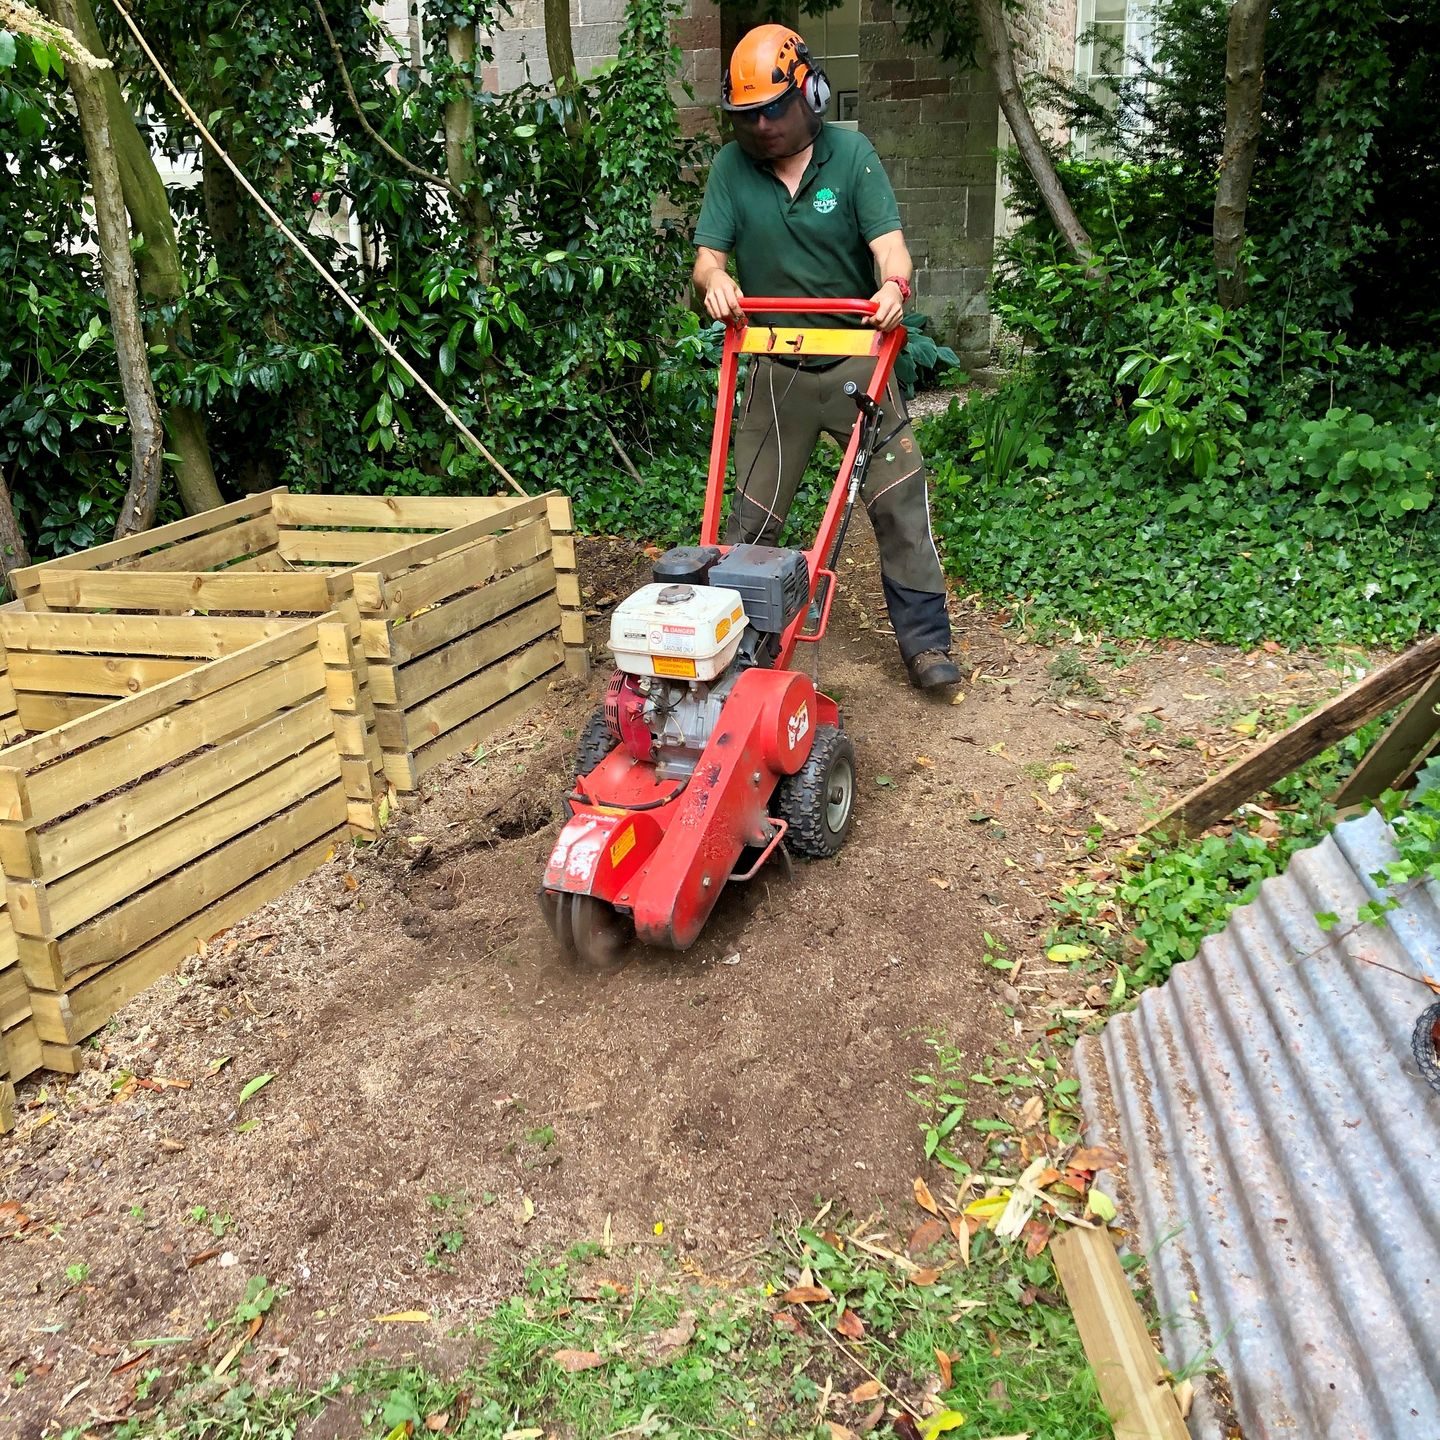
[722,24,831,115]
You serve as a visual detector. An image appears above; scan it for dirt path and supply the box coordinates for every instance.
[0,526,1349,1435]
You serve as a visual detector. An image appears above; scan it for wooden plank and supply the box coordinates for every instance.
[3,1015,40,1080]
[738,327,881,357]
[378,635,563,751]
[1333,668,1440,807]
[9,653,199,698]
[387,594,560,709]
[32,829,342,1046]
[551,534,576,571]
[0,613,294,658]
[16,694,108,731]
[361,495,551,590]
[112,512,280,574]
[0,620,321,777]
[15,648,327,827]
[413,669,561,781]
[545,493,573,533]
[274,492,530,530]
[34,570,337,615]
[1051,1227,1191,1440]
[56,786,347,982]
[560,611,586,646]
[0,963,28,1031]
[556,573,581,609]
[362,518,553,618]
[10,489,285,594]
[385,556,558,667]
[0,1080,13,1133]
[1145,634,1440,839]
[10,697,332,883]
[15,740,341,938]
[275,530,418,566]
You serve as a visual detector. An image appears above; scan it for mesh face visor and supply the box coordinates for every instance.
[730,88,818,161]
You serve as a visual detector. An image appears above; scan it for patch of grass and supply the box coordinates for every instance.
[1046,647,1104,699]
[77,1223,1109,1440]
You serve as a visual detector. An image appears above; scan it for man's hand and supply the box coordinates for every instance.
[866,280,905,332]
[703,271,746,326]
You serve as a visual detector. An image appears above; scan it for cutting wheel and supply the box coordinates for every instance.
[539,889,633,970]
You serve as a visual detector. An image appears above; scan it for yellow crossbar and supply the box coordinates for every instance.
[738,327,881,359]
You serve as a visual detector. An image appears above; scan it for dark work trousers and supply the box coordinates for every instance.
[725,354,952,661]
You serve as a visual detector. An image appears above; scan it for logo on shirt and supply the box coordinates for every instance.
[813,187,838,215]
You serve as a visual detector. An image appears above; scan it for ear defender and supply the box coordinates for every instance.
[793,41,831,115]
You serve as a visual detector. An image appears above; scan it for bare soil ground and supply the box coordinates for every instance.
[0,524,1349,1437]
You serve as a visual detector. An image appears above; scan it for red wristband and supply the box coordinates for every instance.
[885,275,913,303]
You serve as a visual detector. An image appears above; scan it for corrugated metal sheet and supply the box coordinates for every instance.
[1075,810,1440,1440]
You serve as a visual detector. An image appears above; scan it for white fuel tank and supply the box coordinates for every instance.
[608,583,748,682]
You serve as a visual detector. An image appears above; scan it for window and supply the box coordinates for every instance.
[1073,0,1156,155]
[809,0,860,128]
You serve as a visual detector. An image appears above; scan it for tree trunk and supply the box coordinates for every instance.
[69,0,224,515]
[1213,0,1269,309]
[47,0,164,534]
[444,23,494,280]
[0,468,31,596]
[971,0,1097,271]
[544,0,586,135]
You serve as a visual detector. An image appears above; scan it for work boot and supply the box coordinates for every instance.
[906,648,962,690]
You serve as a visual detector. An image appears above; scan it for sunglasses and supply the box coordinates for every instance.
[734,89,799,123]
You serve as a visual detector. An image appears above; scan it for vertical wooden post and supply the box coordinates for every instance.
[547,493,588,678]
[317,607,384,838]
[0,1078,15,1135]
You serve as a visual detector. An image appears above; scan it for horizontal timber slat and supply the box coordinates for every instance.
[9,489,284,591]
[13,739,340,938]
[111,512,280,575]
[7,697,333,884]
[9,653,198,698]
[0,613,294,657]
[57,786,347,982]
[16,695,107,731]
[274,493,542,530]
[361,518,553,618]
[384,593,561,709]
[411,669,560,782]
[276,530,417,565]
[379,634,563,751]
[385,555,557,667]
[33,570,339,614]
[31,830,342,1047]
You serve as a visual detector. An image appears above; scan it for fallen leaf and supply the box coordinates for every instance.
[927,876,951,890]
[516,1195,536,1227]
[988,1379,1012,1413]
[425,1415,449,1433]
[373,1310,431,1323]
[913,1177,940,1216]
[827,1425,860,1440]
[950,690,966,705]
[907,1218,946,1255]
[1016,1095,1044,1129]
[1045,944,1091,964]
[186,1248,222,1269]
[848,1380,883,1403]
[343,873,359,892]
[892,1416,922,1440]
[551,1348,605,1372]
[637,1310,696,1365]
[1086,1189,1118,1223]
[778,1284,831,1304]
[1046,773,1065,794]
[911,1268,941,1286]
[914,755,934,768]
[964,1194,1010,1224]
[1023,1219,1052,1258]
[237,1073,274,1108]
[1231,710,1260,737]
[920,1410,967,1440]
[935,1346,952,1388]
[771,1309,804,1333]
[1069,1145,1122,1173]
[835,1308,865,1340]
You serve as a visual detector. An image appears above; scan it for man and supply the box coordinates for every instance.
[692,24,961,691]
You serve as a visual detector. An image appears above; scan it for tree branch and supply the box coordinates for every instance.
[310,0,465,205]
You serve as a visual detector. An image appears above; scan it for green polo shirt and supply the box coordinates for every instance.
[694,125,903,335]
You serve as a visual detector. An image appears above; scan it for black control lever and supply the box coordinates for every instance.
[843,379,883,424]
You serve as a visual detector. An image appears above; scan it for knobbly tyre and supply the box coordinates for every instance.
[539,297,906,966]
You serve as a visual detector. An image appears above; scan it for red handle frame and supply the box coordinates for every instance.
[698,298,906,671]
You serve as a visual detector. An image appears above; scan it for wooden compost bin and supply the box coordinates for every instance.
[0,612,368,1132]
[10,487,587,792]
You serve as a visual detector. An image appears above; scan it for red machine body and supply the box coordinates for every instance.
[541,299,904,960]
